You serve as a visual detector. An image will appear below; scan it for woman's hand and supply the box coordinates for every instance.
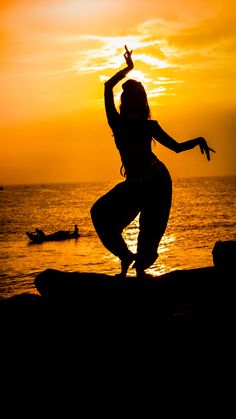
[124,45,134,69]
[198,137,216,161]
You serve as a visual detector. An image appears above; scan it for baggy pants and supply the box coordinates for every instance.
[90,163,172,271]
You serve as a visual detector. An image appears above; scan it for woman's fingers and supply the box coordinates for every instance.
[199,144,215,161]
[205,148,210,161]
[199,138,215,160]
[205,146,216,160]
[124,45,132,55]
[207,147,216,161]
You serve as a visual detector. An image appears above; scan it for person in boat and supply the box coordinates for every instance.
[90,45,215,278]
[35,228,46,239]
[73,224,79,237]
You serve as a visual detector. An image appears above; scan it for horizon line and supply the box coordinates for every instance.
[1,174,235,187]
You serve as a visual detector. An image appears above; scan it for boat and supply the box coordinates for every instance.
[26,229,80,243]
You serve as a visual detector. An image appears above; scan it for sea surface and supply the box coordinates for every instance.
[0,176,235,299]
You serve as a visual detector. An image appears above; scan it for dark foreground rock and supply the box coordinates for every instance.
[0,240,236,322]
[2,238,236,331]
[212,239,236,272]
[34,267,216,315]
[2,241,235,364]
[0,266,231,324]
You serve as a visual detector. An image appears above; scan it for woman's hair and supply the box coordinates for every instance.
[120,79,151,119]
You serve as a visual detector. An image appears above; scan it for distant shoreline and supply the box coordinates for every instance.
[1,174,235,188]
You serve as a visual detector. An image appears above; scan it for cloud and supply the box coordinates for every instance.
[72,35,175,73]
[70,7,236,76]
[2,2,235,110]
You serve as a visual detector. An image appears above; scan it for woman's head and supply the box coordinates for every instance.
[120,79,150,119]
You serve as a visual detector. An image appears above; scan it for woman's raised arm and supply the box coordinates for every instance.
[104,45,134,127]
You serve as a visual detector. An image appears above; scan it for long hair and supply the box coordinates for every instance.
[120,79,151,120]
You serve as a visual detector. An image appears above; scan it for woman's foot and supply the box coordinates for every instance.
[135,269,153,279]
[119,252,136,277]
[132,251,158,278]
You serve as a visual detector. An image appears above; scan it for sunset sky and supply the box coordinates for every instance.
[1,0,236,184]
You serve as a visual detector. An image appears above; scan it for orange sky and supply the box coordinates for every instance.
[1,0,236,184]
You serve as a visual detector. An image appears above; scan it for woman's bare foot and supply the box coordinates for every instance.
[136,269,153,279]
[119,252,136,277]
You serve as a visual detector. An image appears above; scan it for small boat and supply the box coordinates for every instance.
[26,229,80,243]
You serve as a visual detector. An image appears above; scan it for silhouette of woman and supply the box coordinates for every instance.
[91,45,215,278]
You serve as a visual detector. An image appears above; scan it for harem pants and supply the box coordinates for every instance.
[91,163,172,271]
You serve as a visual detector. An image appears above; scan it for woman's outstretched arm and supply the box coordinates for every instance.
[153,122,216,161]
[104,45,134,127]
[177,136,215,161]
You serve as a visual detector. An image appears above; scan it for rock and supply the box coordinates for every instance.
[33,267,221,321]
[1,240,234,326]
[212,240,236,272]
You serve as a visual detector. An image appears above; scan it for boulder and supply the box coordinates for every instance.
[212,240,236,272]
[33,267,221,321]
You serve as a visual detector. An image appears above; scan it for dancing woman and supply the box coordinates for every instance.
[91,45,215,278]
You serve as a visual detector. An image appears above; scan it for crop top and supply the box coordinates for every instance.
[105,81,164,179]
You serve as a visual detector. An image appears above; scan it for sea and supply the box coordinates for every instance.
[0,176,235,300]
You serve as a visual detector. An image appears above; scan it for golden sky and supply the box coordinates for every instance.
[1,0,236,184]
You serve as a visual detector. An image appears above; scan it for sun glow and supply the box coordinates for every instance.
[23,0,128,22]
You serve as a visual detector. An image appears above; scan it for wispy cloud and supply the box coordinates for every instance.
[71,11,235,78]
[69,32,185,99]
[3,9,235,103]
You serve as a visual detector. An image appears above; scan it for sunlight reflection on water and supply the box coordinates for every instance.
[121,217,177,276]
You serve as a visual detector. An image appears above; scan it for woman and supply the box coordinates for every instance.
[91,45,215,278]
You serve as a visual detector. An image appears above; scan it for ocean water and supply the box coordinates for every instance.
[0,176,235,299]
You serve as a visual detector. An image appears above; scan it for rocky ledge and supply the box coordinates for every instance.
[1,240,235,325]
